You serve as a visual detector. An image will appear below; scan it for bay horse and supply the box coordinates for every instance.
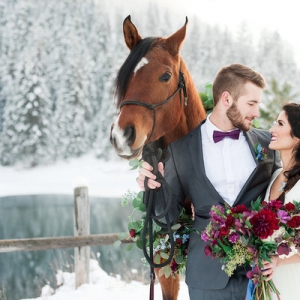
[110,15,206,300]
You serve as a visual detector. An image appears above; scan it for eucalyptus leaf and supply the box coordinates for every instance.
[126,244,133,251]
[132,197,142,209]
[171,223,181,230]
[163,265,172,278]
[175,255,183,264]
[113,240,122,248]
[118,232,129,240]
[154,254,161,264]
[160,252,170,259]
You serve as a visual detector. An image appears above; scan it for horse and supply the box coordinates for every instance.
[110,15,206,300]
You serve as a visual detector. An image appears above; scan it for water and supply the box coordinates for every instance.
[0,195,147,300]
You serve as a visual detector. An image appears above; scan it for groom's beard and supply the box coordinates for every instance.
[227,102,251,132]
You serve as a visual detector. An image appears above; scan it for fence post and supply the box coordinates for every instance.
[74,183,90,288]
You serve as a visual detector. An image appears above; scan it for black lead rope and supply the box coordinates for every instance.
[141,143,175,300]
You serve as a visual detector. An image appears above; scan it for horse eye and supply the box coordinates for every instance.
[159,73,171,82]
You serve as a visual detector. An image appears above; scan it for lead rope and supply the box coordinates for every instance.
[141,143,175,300]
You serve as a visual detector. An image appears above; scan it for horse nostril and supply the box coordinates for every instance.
[124,125,136,147]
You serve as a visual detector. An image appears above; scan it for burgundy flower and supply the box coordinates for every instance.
[277,243,291,256]
[225,215,235,227]
[231,204,250,214]
[175,238,183,245]
[287,216,300,228]
[285,202,296,211]
[267,199,283,211]
[170,259,178,272]
[204,244,213,256]
[220,226,230,236]
[250,209,279,239]
[246,265,260,285]
[129,229,136,238]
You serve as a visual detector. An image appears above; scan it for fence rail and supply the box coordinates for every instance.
[0,233,132,253]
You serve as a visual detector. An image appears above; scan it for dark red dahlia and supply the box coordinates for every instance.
[287,216,300,228]
[285,202,296,211]
[250,209,279,239]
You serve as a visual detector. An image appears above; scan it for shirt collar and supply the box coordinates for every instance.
[205,114,242,143]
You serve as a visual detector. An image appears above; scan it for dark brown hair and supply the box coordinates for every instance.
[212,64,266,105]
[283,102,300,192]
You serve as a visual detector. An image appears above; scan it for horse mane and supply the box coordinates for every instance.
[115,37,157,107]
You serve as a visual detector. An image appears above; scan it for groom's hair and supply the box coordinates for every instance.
[212,64,266,105]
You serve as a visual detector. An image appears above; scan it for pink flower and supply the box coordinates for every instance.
[228,232,240,243]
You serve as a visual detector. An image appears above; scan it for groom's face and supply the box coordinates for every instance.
[226,82,262,132]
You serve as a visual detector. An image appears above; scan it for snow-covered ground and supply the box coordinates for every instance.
[0,153,189,299]
[22,259,188,300]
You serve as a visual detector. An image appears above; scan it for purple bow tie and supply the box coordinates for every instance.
[213,129,241,143]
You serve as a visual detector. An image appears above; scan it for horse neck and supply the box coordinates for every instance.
[161,59,206,147]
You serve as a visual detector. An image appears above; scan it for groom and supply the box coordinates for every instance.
[137,64,281,299]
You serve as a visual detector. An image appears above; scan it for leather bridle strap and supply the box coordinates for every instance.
[142,144,174,300]
[119,70,188,144]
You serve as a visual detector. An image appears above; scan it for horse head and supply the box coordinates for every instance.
[110,15,205,159]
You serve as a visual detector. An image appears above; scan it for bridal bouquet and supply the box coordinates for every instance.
[201,198,300,299]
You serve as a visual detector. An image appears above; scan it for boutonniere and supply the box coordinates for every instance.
[254,143,268,161]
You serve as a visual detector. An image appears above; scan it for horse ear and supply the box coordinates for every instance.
[166,17,188,55]
[123,15,143,50]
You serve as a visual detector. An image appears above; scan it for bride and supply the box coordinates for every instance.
[261,102,300,299]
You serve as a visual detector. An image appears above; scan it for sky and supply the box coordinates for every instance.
[167,0,300,67]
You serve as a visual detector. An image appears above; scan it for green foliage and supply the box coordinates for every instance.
[200,83,214,114]
[119,164,196,278]
[259,78,298,129]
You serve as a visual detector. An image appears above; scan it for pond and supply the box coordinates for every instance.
[0,195,147,300]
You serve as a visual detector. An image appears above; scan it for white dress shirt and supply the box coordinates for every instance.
[201,115,256,206]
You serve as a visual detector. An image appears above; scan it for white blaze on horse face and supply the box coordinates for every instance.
[111,113,146,156]
[134,57,149,75]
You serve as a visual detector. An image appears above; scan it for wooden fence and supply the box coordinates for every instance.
[0,186,132,288]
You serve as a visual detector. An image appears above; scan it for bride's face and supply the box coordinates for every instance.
[269,111,300,151]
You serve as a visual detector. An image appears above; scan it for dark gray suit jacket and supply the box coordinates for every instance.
[158,120,281,290]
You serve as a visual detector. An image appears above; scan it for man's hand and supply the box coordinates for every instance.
[137,161,164,190]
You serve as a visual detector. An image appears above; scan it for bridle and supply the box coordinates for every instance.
[119,69,188,143]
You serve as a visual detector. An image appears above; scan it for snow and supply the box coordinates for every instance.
[21,259,189,300]
[0,153,189,299]
[0,153,139,198]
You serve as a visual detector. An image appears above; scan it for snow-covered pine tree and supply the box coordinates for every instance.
[1,43,52,166]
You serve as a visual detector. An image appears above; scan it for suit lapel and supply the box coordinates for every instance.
[234,129,259,205]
